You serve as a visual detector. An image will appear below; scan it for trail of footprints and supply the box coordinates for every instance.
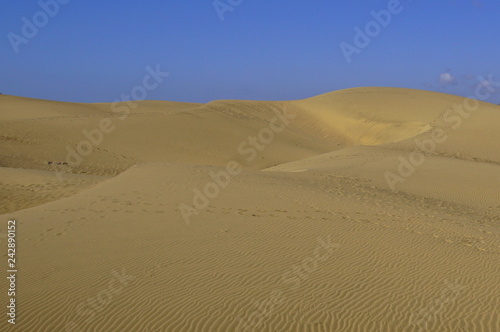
[204,202,498,253]
[27,184,499,255]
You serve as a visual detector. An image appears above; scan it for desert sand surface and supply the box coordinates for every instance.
[0,88,499,331]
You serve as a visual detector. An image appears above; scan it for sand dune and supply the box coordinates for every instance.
[0,88,498,331]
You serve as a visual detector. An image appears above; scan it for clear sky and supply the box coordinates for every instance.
[1,0,499,104]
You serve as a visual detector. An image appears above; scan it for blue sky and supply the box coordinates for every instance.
[1,0,499,104]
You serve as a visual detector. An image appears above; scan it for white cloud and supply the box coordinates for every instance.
[439,72,457,86]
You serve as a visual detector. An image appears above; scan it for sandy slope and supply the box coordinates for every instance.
[0,167,107,214]
[0,88,499,331]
